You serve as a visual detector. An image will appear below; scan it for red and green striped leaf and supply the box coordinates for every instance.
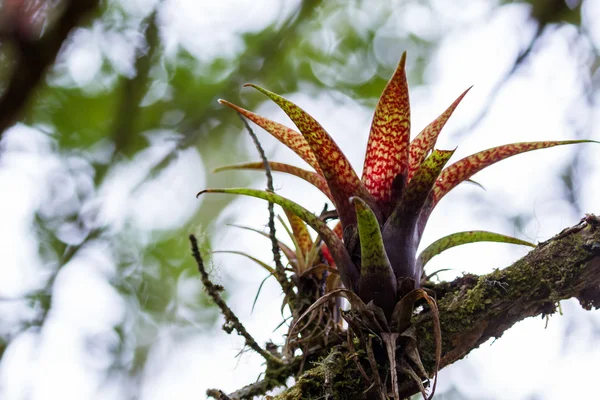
[283,209,313,260]
[218,99,322,173]
[198,188,359,290]
[214,161,332,199]
[394,149,455,220]
[353,197,397,315]
[417,230,535,268]
[408,87,471,181]
[244,83,375,228]
[276,214,307,273]
[362,52,411,203]
[382,149,454,284]
[432,140,596,208]
[416,140,597,242]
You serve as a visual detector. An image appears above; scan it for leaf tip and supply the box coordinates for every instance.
[399,51,407,68]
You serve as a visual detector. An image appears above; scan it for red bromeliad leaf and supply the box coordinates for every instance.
[218,99,322,173]
[197,188,359,290]
[416,140,597,242]
[362,52,411,204]
[408,87,471,181]
[417,230,535,270]
[320,244,335,266]
[244,83,376,228]
[214,161,332,199]
[352,197,397,316]
[432,140,595,208]
[283,209,313,260]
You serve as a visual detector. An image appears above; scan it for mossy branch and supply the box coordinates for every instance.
[273,215,600,399]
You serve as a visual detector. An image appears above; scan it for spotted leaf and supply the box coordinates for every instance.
[362,52,410,203]
[244,83,376,228]
[218,99,322,173]
[417,231,535,269]
[353,197,397,316]
[408,87,471,181]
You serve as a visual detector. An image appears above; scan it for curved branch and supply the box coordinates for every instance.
[273,215,600,399]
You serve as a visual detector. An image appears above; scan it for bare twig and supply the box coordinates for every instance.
[189,234,281,364]
[238,113,295,305]
[452,24,544,142]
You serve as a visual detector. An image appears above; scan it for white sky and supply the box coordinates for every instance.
[0,0,599,399]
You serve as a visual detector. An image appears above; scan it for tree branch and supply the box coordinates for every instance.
[273,215,600,399]
[0,0,100,137]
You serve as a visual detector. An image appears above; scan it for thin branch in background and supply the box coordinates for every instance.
[452,24,544,141]
[111,10,159,158]
[0,0,100,137]
[189,234,281,364]
[238,113,295,304]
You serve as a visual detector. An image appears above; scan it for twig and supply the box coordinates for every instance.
[189,234,281,364]
[237,113,295,304]
[451,23,544,142]
[111,11,159,158]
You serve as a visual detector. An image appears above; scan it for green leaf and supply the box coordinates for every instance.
[227,224,297,263]
[244,83,376,228]
[212,250,275,274]
[417,231,535,268]
[352,197,397,316]
[382,149,454,284]
[362,52,410,203]
[397,149,455,217]
[198,188,359,290]
[214,161,332,199]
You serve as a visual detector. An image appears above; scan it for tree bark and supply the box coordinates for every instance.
[271,215,600,399]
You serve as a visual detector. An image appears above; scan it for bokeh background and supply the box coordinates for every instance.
[0,0,599,399]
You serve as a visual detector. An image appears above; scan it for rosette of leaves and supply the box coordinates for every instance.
[199,52,594,398]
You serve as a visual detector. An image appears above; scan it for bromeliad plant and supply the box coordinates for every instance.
[200,52,590,314]
[198,52,594,397]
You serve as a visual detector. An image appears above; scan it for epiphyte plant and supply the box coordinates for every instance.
[198,51,593,319]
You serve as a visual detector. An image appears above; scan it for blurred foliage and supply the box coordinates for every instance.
[0,0,597,399]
